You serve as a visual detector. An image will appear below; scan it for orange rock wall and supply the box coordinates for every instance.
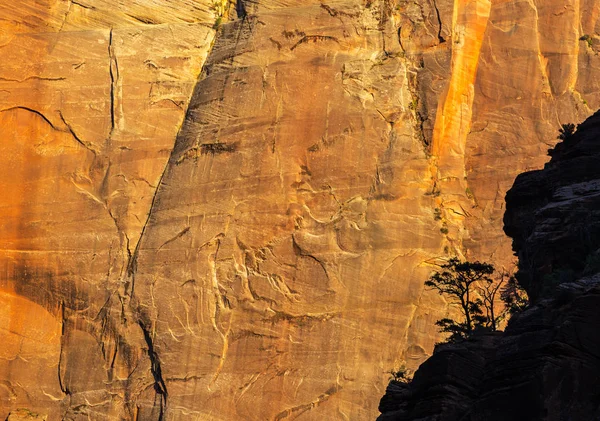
[1,0,599,419]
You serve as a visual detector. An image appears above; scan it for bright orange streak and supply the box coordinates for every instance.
[432,0,492,180]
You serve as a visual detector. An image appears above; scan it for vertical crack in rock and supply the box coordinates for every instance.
[432,0,445,43]
[125,8,226,294]
[117,22,224,414]
[108,28,122,138]
[405,60,429,152]
[108,28,116,135]
[396,25,405,52]
[235,0,247,19]
[138,320,168,419]
[393,3,438,154]
[125,162,169,296]
[58,301,70,397]
[108,207,133,274]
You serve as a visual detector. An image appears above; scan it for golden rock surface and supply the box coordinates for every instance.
[0,0,599,419]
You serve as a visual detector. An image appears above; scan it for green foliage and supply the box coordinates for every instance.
[465,187,474,199]
[558,123,576,141]
[426,184,441,197]
[499,275,529,316]
[549,123,579,156]
[581,34,593,48]
[539,268,576,298]
[584,251,600,275]
[435,318,471,343]
[409,97,419,111]
[210,0,227,29]
[425,258,495,343]
[426,259,530,344]
[388,365,412,383]
[543,268,575,286]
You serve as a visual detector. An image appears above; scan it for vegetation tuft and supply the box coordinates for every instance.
[388,365,412,383]
[425,258,528,343]
[200,142,237,155]
[558,123,576,141]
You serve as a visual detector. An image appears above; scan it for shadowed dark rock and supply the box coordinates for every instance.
[378,110,600,421]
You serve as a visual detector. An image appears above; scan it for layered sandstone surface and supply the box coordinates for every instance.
[0,0,220,418]
[1,0,600,420]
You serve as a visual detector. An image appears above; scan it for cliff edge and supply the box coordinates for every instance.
[3,0,600,418]
[378,110,600,421]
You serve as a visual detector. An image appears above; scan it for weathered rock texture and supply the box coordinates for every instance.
[0,0,219,419]
[505,113,600,301]
[1,0,600,419]
[378,110,600,421]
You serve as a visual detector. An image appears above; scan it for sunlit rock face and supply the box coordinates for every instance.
[0,0,219,418]
[1,0,599,419]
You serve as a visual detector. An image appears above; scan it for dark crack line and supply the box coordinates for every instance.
[290,35,340,51]
[58,110,97,154]
[138,320,168,419]
[58,301,71,396]
[158,226,191,251]
[432,0,445,43]
[1,106,97,153]
[108,28,118,138]
[397,26,405,53]
[273,384,341,420]
[236,0,247,19]
[0,76,66,83]
[1,106,59,130]
[124,13,158,25]
[125,159,168,295]
[72,0,96,10]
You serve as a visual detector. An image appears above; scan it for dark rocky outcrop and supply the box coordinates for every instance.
[378,111,600,421]
[504,112,600,301]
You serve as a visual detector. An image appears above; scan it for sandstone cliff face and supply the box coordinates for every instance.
[378,110,600,421]
[0,1,219,419]
[1,0,600,419]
